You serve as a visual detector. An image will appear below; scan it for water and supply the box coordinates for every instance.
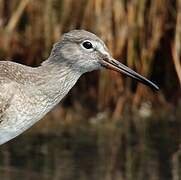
[0,112,181,180]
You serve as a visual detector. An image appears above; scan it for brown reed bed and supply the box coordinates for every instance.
[0,0,180,119]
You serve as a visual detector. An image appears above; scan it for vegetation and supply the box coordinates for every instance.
[0,0,180,120]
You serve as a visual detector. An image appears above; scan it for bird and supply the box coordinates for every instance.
[0,30,159,145]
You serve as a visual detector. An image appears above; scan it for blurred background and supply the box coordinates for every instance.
[0,0,181,179]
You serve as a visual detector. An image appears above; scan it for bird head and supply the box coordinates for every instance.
[49,30,159,90]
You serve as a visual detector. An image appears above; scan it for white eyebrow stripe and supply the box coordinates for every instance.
[95,42,109,56]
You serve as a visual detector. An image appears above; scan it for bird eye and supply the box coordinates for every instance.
[82,41,93,49]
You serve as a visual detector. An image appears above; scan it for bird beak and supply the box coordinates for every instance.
[101,57,159,91]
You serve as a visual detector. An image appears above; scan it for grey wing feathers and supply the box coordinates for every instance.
[0,80,15,119]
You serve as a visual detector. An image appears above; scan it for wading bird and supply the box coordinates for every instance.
[0,30,159,145]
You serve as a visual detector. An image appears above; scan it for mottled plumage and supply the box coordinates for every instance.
[0,30,158,145]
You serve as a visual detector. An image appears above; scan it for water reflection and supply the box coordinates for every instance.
[0,114,181,180]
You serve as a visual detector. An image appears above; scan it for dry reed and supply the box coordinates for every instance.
[0,0,179,116]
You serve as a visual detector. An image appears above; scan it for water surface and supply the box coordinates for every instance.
[0,112,181,180]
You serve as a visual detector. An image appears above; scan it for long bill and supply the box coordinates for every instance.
[101,57,159,91]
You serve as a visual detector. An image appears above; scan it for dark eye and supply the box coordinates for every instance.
[82,41,93,49]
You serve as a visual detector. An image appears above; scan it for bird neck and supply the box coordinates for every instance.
[36,58,82,107]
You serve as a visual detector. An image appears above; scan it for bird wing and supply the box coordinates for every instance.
[0,78,15,120]
[0,77,21,145]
